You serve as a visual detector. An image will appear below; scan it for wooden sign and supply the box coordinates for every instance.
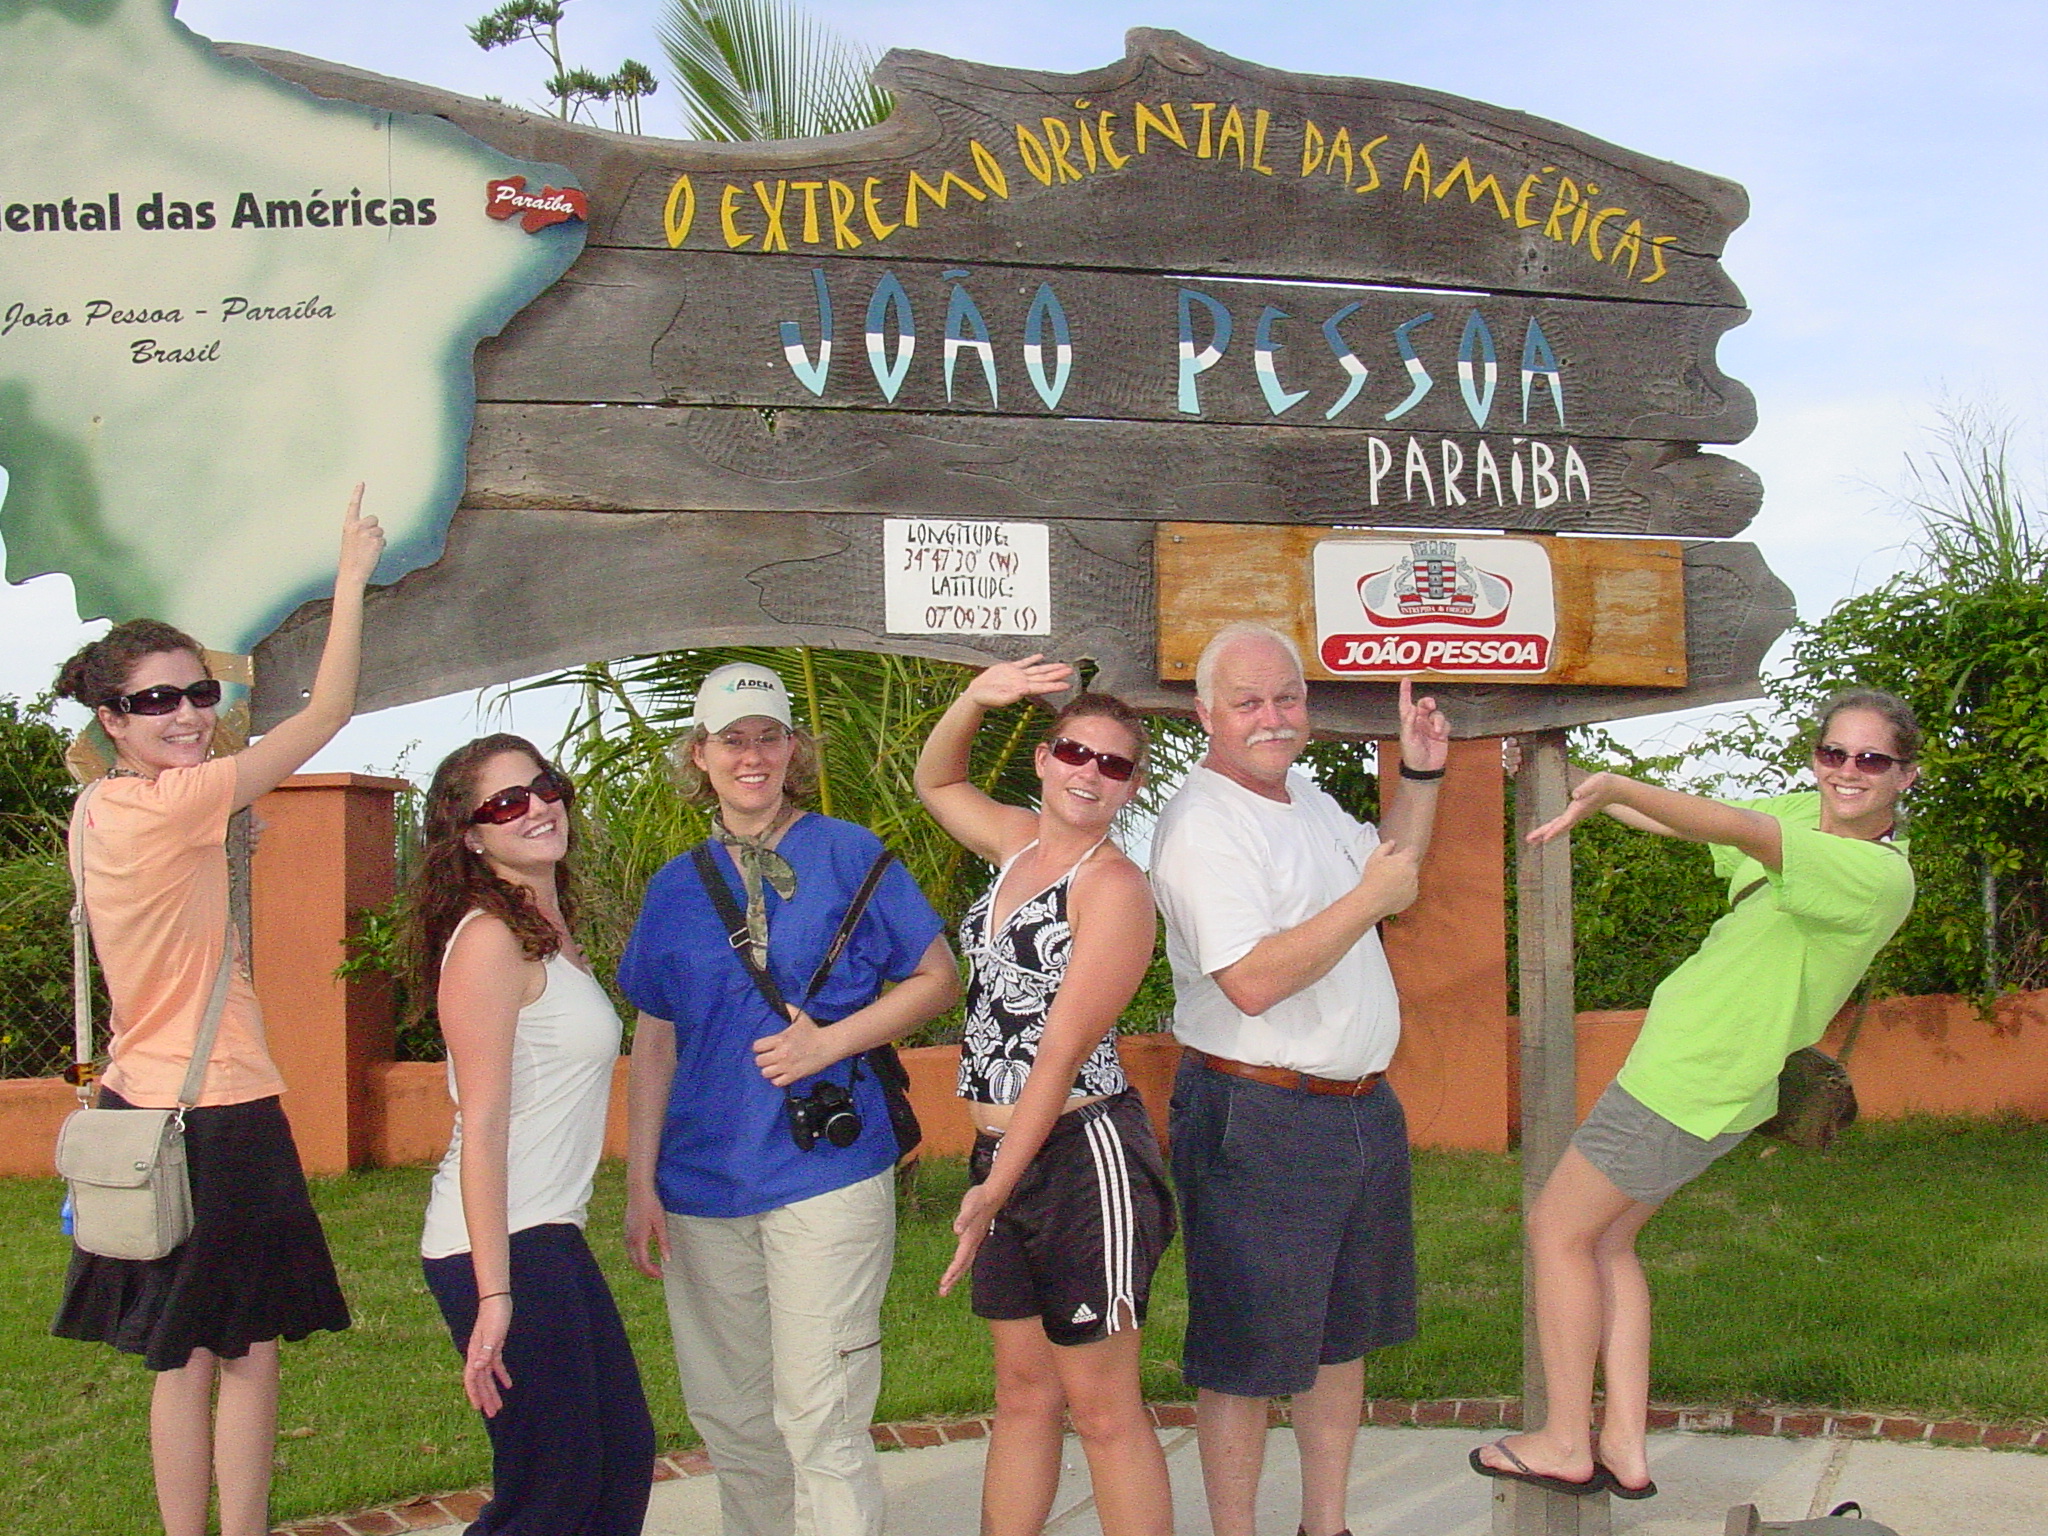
[208,28,1789,739]
[1157,525,1686,688]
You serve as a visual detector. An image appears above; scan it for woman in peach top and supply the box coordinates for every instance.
[51,490,383,1536]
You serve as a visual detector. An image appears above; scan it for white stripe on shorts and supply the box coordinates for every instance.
[1084,1111,1137,1333]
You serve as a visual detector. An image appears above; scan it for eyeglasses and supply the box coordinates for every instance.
[1047,737,1138,782]
[710,726,791,751]
[1814,745,1909,774]
[470,769,573,825]
[101,679,224,716]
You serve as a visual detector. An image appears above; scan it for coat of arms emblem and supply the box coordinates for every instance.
[1357,539,1514,628]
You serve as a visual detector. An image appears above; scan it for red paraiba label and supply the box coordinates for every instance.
[1320,633,1552,674]
[485,177,588,233]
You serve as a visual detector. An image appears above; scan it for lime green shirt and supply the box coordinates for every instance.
[1614,792,1914,1140]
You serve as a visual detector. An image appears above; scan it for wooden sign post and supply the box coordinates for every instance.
[1508,732,1602,1534]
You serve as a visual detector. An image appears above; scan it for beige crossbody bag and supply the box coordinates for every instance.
[53,779,235,1261]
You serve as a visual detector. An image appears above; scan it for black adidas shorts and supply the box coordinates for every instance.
[968,1088,1175,1347]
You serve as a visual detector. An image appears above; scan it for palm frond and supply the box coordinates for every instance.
[656,0,892,143]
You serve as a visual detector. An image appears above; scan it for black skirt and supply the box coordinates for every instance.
[52,1092,351,1371]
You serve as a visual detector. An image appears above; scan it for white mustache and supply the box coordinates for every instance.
[1246,728,1301,747]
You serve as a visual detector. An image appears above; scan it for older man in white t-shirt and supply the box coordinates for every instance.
[1150,621,1448,1536]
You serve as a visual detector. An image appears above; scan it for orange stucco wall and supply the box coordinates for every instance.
[1507,990,2048,1125]
[366,1035,1182,1174]
[371,1057,635,1170]
[11,996,2048,1179]
[251,775,410,1174]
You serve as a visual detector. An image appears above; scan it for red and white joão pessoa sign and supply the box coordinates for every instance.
[1314,537,1557,676]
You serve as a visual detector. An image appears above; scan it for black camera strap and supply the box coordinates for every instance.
[690,840,896,1026]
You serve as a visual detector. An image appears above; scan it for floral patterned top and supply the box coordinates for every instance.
[956,839,1130,1105]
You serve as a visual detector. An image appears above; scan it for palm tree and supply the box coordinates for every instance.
[515,648,1052,998]
[516,0,921,967]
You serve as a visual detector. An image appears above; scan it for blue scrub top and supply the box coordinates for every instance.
[618,814,945,1217]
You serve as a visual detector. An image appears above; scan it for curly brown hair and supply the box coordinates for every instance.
[401,734,581,1011]
[54,620,209,712]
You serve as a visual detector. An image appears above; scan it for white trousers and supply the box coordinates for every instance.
[662,1170,895,1536]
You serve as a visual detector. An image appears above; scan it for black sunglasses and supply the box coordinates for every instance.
[101,679,224,716]
[1814,745,1909,774]
[1047,736,1138,782]
[470,769,573,826]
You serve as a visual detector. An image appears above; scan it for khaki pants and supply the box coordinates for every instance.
[662,1170,895,1536]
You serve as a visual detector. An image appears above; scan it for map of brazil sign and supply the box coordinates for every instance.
[0,0,586,654]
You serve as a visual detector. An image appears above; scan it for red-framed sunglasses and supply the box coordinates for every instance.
[1047,736,1138,782]
[470,769,574,825]
[102,679,224,716]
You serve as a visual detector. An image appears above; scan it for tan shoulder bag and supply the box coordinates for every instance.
[53,781,234,1261]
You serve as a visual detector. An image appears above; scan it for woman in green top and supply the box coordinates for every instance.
[1471,691,1919,1502]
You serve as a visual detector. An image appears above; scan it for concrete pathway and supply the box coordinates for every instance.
[386,1424,2048,1535]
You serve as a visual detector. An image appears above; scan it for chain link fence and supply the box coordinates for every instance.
[0,837,91,1080]
[0,698,82,1078]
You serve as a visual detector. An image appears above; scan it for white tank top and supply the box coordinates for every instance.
[421,912,622,1259]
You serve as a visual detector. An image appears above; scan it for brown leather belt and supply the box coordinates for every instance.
[1186,1046,1383,1098]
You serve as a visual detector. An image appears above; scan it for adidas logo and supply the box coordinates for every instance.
[1071,1302,1098,1324]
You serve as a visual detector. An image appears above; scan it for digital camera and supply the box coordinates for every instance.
[787,1080,862,1151]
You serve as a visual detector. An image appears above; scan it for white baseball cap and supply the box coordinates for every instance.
[694,662,794,734]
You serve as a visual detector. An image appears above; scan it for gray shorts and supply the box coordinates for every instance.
[1571,1082,1749,1205]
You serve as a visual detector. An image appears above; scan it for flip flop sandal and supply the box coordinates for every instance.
[1467,1439,1606,1496]
[1595,1463,1658,1500]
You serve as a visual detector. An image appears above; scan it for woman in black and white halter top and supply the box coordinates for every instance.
[916,659,1175,1536]
[955,835,1130,1107]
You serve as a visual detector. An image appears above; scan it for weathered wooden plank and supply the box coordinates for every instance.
[1155,526,1686,687]
[228,29,1744,307]
[225,32,1777,741]
[1158,524,1319,675]
[251,509,1790,738]
[1548,537,1685,687]
[475,249,1754,444]
[466,403,1764,538]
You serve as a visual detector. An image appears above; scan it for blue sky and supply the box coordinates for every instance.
[4,0,2040,772]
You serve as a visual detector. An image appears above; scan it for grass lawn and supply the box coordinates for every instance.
[4,1117,2047,1531]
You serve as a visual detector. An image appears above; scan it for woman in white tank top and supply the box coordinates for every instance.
[404,735,653,1536]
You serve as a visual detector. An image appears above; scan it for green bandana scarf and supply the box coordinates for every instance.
[713,806,798,967]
